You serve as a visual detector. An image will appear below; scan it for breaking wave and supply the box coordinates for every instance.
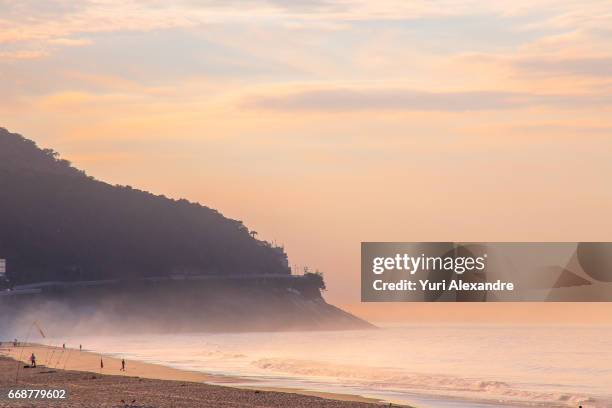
[251,358,601,407]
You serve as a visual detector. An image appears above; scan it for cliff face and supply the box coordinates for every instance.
[0,128,290,285]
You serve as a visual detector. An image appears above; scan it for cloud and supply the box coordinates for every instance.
[48,38,93,47]
[511,124,612,136]
[0,0,608,80]
[0,50,49,59]
[242,88,612,112]
[514,56,612,77]
[0,0,587,46]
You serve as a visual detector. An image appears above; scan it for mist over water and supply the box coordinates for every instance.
[30,325,612,408]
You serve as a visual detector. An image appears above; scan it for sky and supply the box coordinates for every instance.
[2,1,612,321]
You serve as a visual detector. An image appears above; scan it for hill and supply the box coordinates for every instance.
[0,127,290,285]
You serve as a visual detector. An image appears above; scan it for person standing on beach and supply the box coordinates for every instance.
[100,358,104,369]
[79,344,82,351]
[30,353,36,368]
[121,359,126,371]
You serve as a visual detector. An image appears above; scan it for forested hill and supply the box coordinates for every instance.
[0,127,290,285]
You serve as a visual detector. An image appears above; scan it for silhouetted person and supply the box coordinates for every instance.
[30,353,36,368]
[79,344,82,351]
[121,359,126,371]
[100,358,104,369]
[63,343,65,349]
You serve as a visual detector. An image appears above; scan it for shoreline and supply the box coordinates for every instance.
[1,343,237,385]
[0,344,390,407]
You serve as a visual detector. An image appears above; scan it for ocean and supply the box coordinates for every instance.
[50,325,611,407]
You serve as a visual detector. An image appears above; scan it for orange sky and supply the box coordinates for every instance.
[2,1,612,320]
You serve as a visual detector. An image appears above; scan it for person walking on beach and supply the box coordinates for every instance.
[121,359,126,371]
[30,353,36,368]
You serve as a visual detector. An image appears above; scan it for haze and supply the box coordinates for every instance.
[2,1,612,322]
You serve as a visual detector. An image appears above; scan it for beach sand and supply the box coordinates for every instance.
[0,345,390,408]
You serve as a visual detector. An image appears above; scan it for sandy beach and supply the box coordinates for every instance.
[0,344,389,408]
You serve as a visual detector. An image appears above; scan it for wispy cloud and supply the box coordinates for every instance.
[48,37,93,46]
[0,0,603,53]
[0,49,49,59]
[514,56,612,77]
[243,88,612,112]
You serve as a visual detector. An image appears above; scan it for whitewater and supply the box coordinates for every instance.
[45,325,612,407]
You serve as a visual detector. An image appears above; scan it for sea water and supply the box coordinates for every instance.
[51,325,612,407]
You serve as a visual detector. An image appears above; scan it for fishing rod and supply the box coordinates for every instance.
[14,320,52,384]
[53,346,66,369]
[62,347,73,370]
[46,347,56,367]
[14,322,34,384]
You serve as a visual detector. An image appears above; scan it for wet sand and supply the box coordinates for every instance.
[0,344,394,408]
[1,344,233,385]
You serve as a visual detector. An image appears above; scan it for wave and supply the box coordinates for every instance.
[199,350,246,359]
[251,358,604,407]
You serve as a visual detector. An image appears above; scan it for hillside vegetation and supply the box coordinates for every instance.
[0,128,290,285]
